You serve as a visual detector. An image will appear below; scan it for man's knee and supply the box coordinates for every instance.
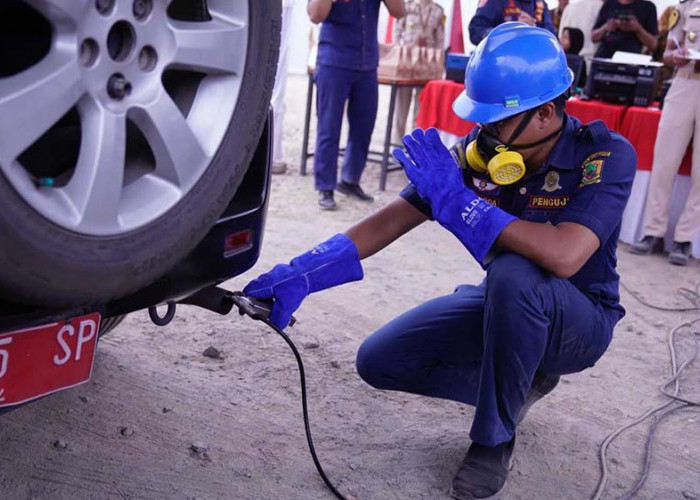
[355,336,388,389]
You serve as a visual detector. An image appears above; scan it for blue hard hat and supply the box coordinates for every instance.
[453,22,573,124]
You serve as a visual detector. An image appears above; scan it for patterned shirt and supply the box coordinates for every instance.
[394,0,446,48]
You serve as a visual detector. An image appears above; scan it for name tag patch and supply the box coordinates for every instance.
[528,195,570,209]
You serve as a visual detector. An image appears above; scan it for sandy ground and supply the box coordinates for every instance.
[0,74,699,500]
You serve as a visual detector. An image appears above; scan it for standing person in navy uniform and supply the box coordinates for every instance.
[244,23,636,499]
[469,0,557,44]
[308,0,406,210]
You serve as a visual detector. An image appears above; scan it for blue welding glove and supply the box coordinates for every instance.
[243,234,364,329]
[393,128,517,266]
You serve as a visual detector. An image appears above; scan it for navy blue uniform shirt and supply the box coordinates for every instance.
[317,0,382,71]
[401,115,637,326]
[593,0,658,59]
[469,0,557,45]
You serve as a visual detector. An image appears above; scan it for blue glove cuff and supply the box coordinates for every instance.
[290,233,364,292]
[243,234,363,328]
[435,196,517,267]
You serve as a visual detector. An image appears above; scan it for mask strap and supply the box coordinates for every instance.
[509,114,567,151]
[505,108,538,145]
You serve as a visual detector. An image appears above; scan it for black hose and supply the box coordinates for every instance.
[258,315,349,500]
[230,291,349,500]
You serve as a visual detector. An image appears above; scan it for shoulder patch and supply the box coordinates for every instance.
[579,151,611,187]
[669,8,681,30]
[478,0,488,8]
[579,151,610,187]
[583,151,612,164]
[580,161,603,186]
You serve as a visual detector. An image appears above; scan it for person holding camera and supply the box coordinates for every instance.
[591,0,658,58]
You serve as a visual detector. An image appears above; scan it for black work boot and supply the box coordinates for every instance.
[450,438,515,500]
[668,241,691,266]
[318,190,337,210]
[630,236,664,255]
[516,372,560,425]
[336,180,374,202]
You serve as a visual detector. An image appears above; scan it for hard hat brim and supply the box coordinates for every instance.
[452,90,528,125]
[452,68,574,125]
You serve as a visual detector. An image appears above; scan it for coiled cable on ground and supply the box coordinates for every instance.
[590,280,700,500]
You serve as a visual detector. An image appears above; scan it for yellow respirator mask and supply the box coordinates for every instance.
[465,134,526,186]
[463,111,566,186]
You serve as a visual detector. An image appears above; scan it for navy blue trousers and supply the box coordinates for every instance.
[314,65,378,191]
[356,253,615,447]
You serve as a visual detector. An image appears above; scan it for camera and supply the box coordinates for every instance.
[616,12,633,21]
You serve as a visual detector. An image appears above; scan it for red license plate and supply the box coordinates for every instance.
[0,313,101,408]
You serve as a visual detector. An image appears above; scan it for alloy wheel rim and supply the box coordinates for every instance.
[0,0,249,235]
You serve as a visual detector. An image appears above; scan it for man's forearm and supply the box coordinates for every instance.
[308,0,333,24]
[662,39,684,65]
[384,0,406,19]
[663,46,677,65]
[497,220,599,279]
[635,26,658,51]
[591,25,607,43]
[345,198,426,259]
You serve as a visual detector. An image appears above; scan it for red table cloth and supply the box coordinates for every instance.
[416,80,475,137]
[619,105,692,175]
[564,98,627,132]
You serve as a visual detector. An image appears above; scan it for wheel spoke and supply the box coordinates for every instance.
[0,50,85,168]
[169,16,246,75]
[61,96,126,231]
[23,0,89,27]
[129,90,208,190]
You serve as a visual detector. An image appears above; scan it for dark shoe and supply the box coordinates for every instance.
[336,181,374,202]
[630,236,664,255]
[450,438,515,500]
[668,241,691,266]
[318,190,337,211]
[516,372,560,425]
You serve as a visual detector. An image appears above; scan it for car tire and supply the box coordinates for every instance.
[0,0,280,307]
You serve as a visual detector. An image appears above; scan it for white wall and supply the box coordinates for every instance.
[287,1,314,75]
